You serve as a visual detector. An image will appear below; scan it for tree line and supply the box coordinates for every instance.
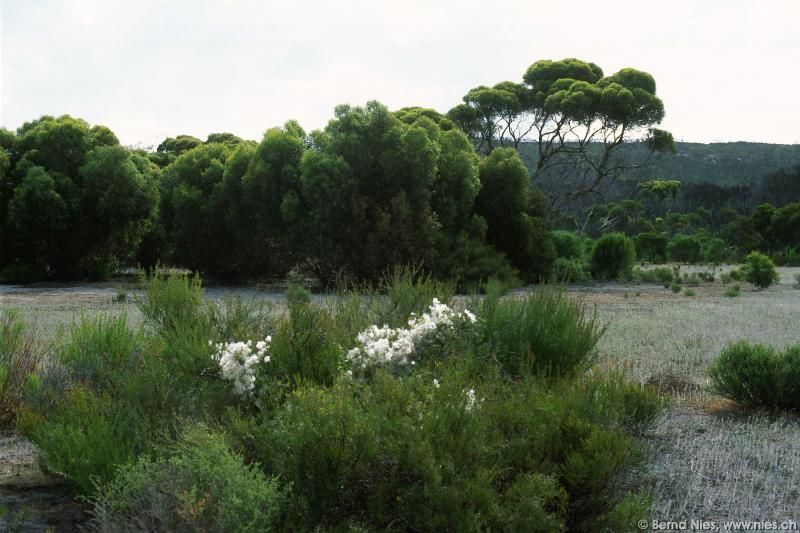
[0,58,671,285]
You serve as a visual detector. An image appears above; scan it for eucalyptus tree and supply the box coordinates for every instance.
[448,58,675,206]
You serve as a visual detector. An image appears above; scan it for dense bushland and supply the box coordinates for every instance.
[12,272,662,531]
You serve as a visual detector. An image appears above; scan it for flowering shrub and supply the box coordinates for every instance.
[346,298,476,373]
[212,338,271,396]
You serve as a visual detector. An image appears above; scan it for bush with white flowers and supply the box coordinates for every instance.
[346,298,476,372]
[212,337,271,397]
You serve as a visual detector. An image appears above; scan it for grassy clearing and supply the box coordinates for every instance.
[584,266,800,521]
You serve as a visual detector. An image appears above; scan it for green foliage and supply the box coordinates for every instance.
[1,116,155,280]
[477,287,605,378]
[637,179,681,201]
[552,257,589,283]
[710,340,800,410]
[667,234,702,264]
[590,233,636,280]
[634,231,668,263]
[724,283,741,297]
[670,282,682,293]
[633,266,673,284]
[683,288,696,297]
[0,310,44,426]
[236,367,658,531]
[551,230,584,259]
[90,425,285,533]
[703,237,729,264]
[137,270,205,334]
[474,147,556,282]
[268,287,343,388]
[741,251,779,289]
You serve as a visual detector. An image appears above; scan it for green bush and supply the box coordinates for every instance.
[633,266,673,284]
[552,257,589,283]
[667,234,702,264]
[703,237,729,264]
[268,287,344,388]
[90,425,285,532]
[634,232,668,263]
[551,230,584,259]
[709,341,800,410]
[741,251,779,289]
[137,270,205,334]
[0,310,44,426]
[233,367,660,531]
[724,283,741,297]
[477,287,605,378]
[590,233,636,280]
[684,288,696,297]
[670,282,682,293]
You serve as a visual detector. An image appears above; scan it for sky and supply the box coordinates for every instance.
[1,0,799,146]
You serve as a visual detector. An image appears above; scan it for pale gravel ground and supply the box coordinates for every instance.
[2,266,800,527]
[580,266,800,525]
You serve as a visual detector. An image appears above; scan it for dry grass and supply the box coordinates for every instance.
[579,266,800,521]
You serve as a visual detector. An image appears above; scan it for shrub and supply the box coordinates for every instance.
[697,271,715,283]
[268,287,344,387]
[633,266,673,284]
[551,230,584,259]
[670,282,682,293]
[667,234,702,264]
[589,233,636,280]
[724,284,741,297]
[633,232,668,263]
[552,257,589,283]
[709,340,800,410]
[90,425,285,532]
[0,310,45,426]
[703,237,729,264]
[477,287,605,378]
[19,316,177,494]
[684,288,696,297]
[235,367,659,531]
[137,270,205,334]
[741,251,779,289]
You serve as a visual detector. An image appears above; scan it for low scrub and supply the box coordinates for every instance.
[0,310,45,426]
[477,286,605,378]
[89,425,285,533]
[709,340,800,410]
[18,272,661,531]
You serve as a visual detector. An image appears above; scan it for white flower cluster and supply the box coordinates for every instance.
[346,299,476,371]
[212,338,271,396]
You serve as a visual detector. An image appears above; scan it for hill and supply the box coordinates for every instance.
[518,141,800,186]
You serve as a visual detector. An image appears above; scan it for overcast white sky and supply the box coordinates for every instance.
[2,0,798,146]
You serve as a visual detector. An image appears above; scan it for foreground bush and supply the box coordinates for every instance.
[709,340,800,410]
[478,286,605,378]
[232,367,660,531]
[0,310,44,426]
[590,233,635,280]
[89,425,284,533]
[20,272,661,531]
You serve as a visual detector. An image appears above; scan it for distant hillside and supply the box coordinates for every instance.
[518,141,800,186]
